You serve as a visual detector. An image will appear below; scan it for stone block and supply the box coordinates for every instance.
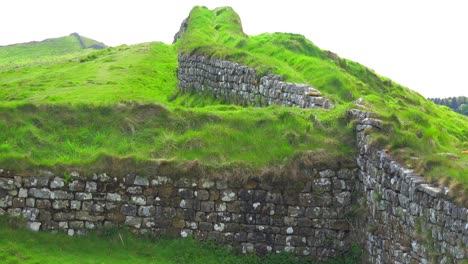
[125,216,142,228]
[200,201,215,212]
[50,177,64,189]
[28,188,51,199]
[75,211,104,221]
[50,190,72,200]
[75,192,92,201]
[106,193,122,202]
[70,200,81,210]
[126,186,142,195]
[130,195,146,205]
[68,180,85,192]
[85,182,97,193]
[138,205,155,217]
[12,198,25,208]
[121,204,137,216]
[133,176,149,186]
[194,190,209,200]
[52,200,69,209]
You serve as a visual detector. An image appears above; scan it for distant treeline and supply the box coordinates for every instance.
[428,96,468,116]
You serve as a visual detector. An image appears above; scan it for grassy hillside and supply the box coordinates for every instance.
[0,6,466,201]
[176,6,468,196]
[0,34,104,70]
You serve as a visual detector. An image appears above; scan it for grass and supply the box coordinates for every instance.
[0,216,361,264]
[175,6,468,193]
[0,6,466,196]
[0,40,355,177]
[0,35,103,70]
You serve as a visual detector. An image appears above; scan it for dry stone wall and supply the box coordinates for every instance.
[1,108,467,263]
[348,109,468,263]
[0,168,356,260]
[177,54,332,109]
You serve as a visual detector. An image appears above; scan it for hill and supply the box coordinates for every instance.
[0,6,466,199]
[0,33,106,69]
[175,6,467,189]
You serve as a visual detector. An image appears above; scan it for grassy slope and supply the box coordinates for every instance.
[0,6,466,195]
[177,6,468,193]
[0,35,103,70]
[0,41,353,176]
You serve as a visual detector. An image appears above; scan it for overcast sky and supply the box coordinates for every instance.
[1,0,466,98]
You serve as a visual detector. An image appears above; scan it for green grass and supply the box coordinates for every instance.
[175,6,468,194]
[0,216,361,264]
[0,6,466,199]
[0,35,103,70]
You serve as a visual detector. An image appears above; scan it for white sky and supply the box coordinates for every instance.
[1,0,466,98]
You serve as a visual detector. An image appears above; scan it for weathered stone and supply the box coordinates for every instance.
[52,200,69,209]
[25,198,35,207]
[83,181,97,193]
[75,211,104,221]
[12,198,25,208]
[37,177,50,187]
[18,188,28,198]
[126,186,142,194]
[26,221,41,231]
[133,176,149,186]
[91,203,105,213]
[121,204,137,216]
[194,190,209,200]
[130,196,146,205]
[70,200,81,210]
[50,177,65,189]
[125,216,141,228]
[75,192,92,201]
[106,193,122,202]
[54,212,75,221]
[28,188,51,199]
[81,201,93,211]
[138,205,155,217]
[69,221,84,229]
[178,188,194,199]
[221,190,237,202]
[50,190,72,200]
[68,180,85,191]
[200,201,215,212]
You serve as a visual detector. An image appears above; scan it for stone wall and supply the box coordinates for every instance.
[348,109,467,263]
[1,109,467,262]
[177,54,332,109]
[0,168,356,260]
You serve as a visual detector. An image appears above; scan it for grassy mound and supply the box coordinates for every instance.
[176,6,468,191]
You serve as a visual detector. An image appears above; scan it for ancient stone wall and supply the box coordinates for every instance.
[349,109,467,263]
[1,110,467,262]
[0,168,356,260]
[177,54,332,109]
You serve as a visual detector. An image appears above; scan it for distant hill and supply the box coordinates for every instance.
[0,33,106,69]
[429,96,468,116]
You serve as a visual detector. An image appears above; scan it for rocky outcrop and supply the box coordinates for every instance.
[173,18,189,43]
[177,55,332,109]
